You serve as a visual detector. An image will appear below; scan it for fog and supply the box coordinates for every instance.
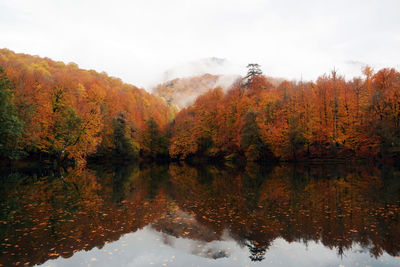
[1,0,399,90]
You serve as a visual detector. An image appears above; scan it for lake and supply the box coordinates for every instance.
[0,163,399,267]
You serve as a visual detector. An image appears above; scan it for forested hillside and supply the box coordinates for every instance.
[169,67,400,162]
[0,49,175,162]
[1,49,399,164]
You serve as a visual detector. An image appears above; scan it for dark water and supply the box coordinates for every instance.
[0,163,399,267]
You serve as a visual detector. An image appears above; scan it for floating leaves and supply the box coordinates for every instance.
[0,164,399,266]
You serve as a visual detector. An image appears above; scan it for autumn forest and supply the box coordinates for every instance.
[1,49,400,165]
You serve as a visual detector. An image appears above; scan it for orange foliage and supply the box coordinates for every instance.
[170,69,400,162]
[1,48,400,163]
[0,49,175,161]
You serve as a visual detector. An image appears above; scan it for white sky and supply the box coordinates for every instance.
[1,0,399,90]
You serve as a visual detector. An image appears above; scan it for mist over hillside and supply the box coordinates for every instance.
[153,72,284,109]
[161,57,233,81]
[148,57,241,88]
[152,57,288,109]
[153,74,236,109]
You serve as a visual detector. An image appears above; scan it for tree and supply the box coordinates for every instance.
[366,68,400,159]
[244,63,263,88]
[240,111,265,161]
[142,117,169,158]
[112,112,139,159]
[286,115,306,160]
[0,66,23,159]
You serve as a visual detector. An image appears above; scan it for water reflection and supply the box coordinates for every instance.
[0,163,399,266]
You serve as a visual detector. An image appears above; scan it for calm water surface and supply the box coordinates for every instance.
[0,163,399,267]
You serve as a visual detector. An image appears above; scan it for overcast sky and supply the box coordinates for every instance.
[1,0,399,90]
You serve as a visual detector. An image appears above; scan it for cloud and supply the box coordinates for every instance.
[1,0,399,90]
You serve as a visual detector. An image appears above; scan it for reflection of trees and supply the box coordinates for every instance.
[165,163,400,261]
[245,240,268,261]
[90,162,139,203]
[0,164,169,267]
[0,163,399,266]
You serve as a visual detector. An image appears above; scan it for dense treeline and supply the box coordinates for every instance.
[169,66,400,162]
[0,49,175,163]
[1,49,399,164]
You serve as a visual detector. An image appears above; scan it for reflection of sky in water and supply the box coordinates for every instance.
[37,226,400,267]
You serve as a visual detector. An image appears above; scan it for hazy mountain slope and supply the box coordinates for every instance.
[153,73,241,109]
[153,72,284,109]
